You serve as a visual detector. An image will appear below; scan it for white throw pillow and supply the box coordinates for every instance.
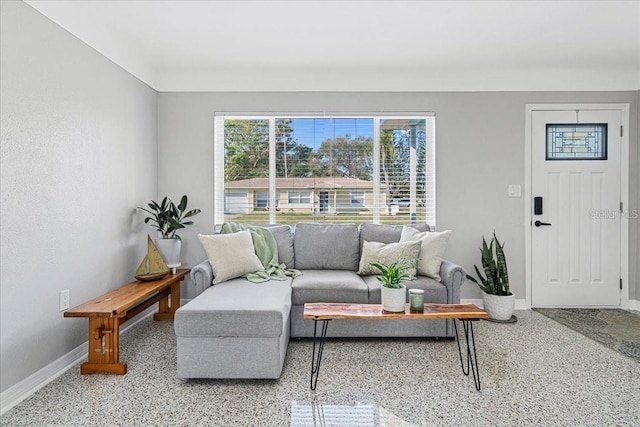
[357,240,422,277]
[198,231,264,284]
[400,226,452,281]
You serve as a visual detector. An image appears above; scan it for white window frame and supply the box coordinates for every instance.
[350,191,365,205]
[288,190,311,205]
[214,113,436,228]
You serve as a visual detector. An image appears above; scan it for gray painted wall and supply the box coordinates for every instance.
[157,91,638,304]
[0,1,157,392]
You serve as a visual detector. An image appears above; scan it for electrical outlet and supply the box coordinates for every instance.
[59,289,70,311]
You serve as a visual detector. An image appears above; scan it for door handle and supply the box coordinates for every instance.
[534,220,552,227]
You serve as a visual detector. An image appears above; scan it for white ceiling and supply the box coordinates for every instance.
[24,0,640,92]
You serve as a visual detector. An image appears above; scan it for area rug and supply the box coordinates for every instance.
[533,308,640,362]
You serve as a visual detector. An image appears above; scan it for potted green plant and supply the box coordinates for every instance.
[138,195,201,268]
[371,259,412,312]
[466,233,515,321]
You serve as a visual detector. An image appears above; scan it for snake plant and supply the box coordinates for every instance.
[466,233,511,296]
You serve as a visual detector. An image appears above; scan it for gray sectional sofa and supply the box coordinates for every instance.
[174,223,465,380]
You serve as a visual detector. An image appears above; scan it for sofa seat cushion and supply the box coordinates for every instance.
[175,277,292,338]
[362,275,447,304]
[294,223,360,270]
[292,270,369,305]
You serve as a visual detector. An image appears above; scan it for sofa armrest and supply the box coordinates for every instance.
[190,260,213,296]
[439,259,465,304]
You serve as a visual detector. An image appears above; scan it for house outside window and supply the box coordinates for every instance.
[215,114,436,227]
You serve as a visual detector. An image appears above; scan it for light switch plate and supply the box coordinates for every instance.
[508,184,521,197]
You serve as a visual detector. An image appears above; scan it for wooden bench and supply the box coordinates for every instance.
[64,269,189,375]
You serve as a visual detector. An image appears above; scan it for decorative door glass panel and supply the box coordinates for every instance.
[546,124,607,160]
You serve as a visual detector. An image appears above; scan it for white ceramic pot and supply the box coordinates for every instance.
[481,292,515,321]
[156,237,182,268]
[381,284,407,312]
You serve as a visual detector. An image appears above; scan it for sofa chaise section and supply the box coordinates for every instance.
[174,277,292,379]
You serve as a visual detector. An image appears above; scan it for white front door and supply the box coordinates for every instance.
[531,109,622,307]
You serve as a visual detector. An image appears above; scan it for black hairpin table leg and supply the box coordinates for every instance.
[454,319,481,391]
[310,319,330,390]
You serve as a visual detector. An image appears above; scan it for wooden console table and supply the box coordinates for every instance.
[303,303,489,391]
[64,269,189,375]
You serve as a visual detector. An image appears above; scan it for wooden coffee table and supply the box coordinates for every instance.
[303,302,489,391]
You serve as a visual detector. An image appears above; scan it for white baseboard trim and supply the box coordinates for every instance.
[0,341,88,416]
[462,298,640,312]
[1,308,156,415]
[461,298,529,310]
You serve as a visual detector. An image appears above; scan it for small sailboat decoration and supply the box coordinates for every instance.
[135,235,170,281]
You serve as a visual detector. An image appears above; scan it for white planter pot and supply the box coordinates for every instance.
[481,292,515,321]
[156,237,182,268]
[381,284,407,312]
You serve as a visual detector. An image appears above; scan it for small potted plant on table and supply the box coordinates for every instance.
[138,195,201,269]
[466,233,515,321]
[371,260,412,313]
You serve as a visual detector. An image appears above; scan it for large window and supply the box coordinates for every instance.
[215,114,436,227]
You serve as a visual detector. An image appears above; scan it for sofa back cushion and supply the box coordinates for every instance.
[266,225,295,268]
[359,223,431,254]
[294,223,360,270]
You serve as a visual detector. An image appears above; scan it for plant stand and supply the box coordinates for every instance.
[484,315,518,324]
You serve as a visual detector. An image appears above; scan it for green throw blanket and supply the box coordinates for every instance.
[220,222,301,283]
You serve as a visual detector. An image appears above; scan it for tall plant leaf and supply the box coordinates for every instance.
[178,195,188,212]
[494,233,510,295]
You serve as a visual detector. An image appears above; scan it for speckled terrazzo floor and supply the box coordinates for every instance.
[533,308,640,362]
[2,309,639,427]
